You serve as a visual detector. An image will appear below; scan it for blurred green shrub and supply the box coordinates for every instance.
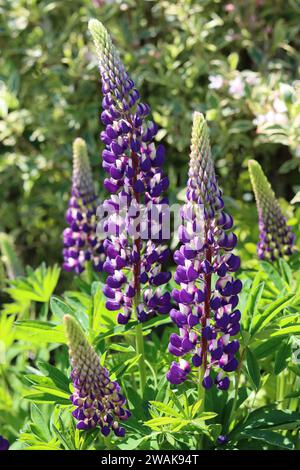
[0,0,299,268]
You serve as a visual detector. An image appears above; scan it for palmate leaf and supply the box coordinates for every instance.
[146,394,217,434]
[145,416,188,430]
[18,432,61,451]
[6,263,60,304]
[149,401,182,419]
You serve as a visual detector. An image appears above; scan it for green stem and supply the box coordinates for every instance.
[85,261,94,285]
[228,347,245,432]
[135,322,146,396]
[198,367,205,407]
[197,367,205,450]
[103,435,114,450]
[277,371,286,409]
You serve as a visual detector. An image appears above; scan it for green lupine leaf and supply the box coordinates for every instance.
[37,361,71,393]
[50,296,74,320]
[30,404,52,442]
[251,293,296,333]
[240,429,294,450]
[109,343,135,353]
[246,347,261,390]
[149,401,182,419]
[14,320,66,343]
[271,325,300,336]
[110,354,142,381]
[243,406,300,430]
[274,341,291,375]
[24,388,71,405]
[253,337,282,359]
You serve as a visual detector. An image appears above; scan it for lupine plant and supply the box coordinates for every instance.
[248,159,295,261]
[64,314,130,436]
[1,17,300,453]
[167,112,242,392]
[63,138,104,274]
[88,19,172,395]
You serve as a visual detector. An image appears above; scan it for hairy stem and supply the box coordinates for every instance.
[197,367,205,450]
[131,129,147,397]
[228,347,245,432]
[103,435,114,450]
[135,314,147,395]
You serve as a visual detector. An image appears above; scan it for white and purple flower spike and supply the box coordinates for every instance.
[63,138,105,274]
[89,19,171,324]
[167,112,242,391]
[64,315,130,437]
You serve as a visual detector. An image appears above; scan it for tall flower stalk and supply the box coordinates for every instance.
[89,19,171,394]
[63,138,104,274]
[167,113,242,392]
[248,159,295,261]
[64,315,130,437]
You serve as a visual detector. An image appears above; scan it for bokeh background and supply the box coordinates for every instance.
[1,0,300,280]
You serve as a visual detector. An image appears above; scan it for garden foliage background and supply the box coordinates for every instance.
[1,0,300,451]
[1,0,300,274]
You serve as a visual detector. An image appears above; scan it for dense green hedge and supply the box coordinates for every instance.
[1,0,300,268]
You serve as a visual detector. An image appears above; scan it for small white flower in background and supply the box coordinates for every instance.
[253,114,268,128]
[295,147,300,158]
[265,110,288,126]
[228,76,245,98]
[208,75,224,90]
[273,97,287,113]
[280,82,294,99]
[245,73,259,86]
[253,110,288,129]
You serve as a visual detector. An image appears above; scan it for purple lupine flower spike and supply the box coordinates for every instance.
[0,436,9,451]
[63,138,104,274]
[167,112,242,390]
[89,20,171,324]
[64,315,130,436]
[248,160,295,261]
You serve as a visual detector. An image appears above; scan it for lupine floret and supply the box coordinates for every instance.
[167,112,242,390]
[248,159,295,261]
[89,19,171,324]
[64,315,130,436]
[63,138,104,274]
[0,436,9,451]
